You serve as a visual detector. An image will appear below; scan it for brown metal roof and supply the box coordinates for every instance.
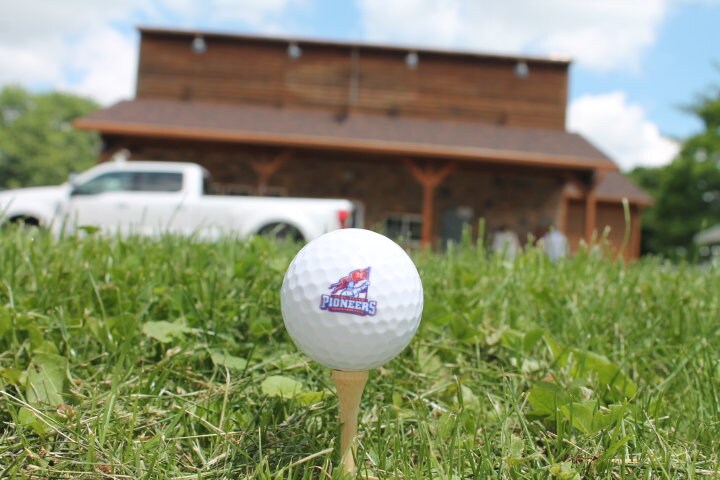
[596,171,653,206]
[563,170,653,206]
[74,99,617,171]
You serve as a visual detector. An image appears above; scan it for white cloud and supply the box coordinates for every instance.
[59,28,138,105]
[209,0,296,26]
[147,0,299,30]
[568,92,680,170]
[0,2,143,104]
[356,0,667,72]
[0,1,297,105]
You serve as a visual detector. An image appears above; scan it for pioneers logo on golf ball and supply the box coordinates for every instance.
[319,267,378,316]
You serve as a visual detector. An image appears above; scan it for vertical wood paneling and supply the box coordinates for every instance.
[137,31,569,129]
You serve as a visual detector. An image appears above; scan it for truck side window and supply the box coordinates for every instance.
[133,172,183,192]
[72,172,134,195]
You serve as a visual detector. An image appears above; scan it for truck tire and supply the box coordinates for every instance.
[8,216,42,229]
[258,223,304,242]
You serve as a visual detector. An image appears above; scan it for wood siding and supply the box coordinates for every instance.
[137,31,569,130]
[567,199,640,260]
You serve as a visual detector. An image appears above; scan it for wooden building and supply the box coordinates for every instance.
[75,27,652,258]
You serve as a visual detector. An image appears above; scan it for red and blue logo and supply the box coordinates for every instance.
[320,267,377,316]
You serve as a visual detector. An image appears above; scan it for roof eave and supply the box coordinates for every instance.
[73,118,612,172]
[597,195,654,207]
[565,189,654,207]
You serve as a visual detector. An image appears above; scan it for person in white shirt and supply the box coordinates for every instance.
[491,225,521,260]
[541,226,569,261]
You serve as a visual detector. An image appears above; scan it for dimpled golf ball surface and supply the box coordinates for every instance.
[281,228,423,371]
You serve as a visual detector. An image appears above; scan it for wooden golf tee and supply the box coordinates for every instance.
[332,369,369,474]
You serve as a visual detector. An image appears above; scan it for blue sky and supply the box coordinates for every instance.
[1,0,718,171]
[570,1,718,139]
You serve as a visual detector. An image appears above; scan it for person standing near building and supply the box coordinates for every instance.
[491,225,521,260]
[541,226,569,261]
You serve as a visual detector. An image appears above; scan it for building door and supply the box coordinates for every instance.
[442,206,474,247]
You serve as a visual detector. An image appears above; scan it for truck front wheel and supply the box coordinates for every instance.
[257,223,304,242]
[8,216,42,229]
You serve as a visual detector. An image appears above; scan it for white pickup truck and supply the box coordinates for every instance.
[0,160,357,241]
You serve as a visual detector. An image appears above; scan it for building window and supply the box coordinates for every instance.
[383,213,422,244]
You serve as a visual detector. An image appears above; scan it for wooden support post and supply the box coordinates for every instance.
[557,193,569,234]
[249,150,292,196]
[584,170,606,244]
[631,206,642,260]
[404,160,456,248]
[584,188,597,244]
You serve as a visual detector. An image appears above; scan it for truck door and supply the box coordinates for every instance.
[127,171,187,235]
[67,171,137,234]
[68,170,186,236]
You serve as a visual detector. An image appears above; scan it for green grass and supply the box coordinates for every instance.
[1,229,719,479]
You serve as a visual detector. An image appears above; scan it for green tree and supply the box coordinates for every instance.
[630,81,720,257]
[0,85,100,189]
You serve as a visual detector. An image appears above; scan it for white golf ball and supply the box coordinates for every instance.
[280,228,423,371]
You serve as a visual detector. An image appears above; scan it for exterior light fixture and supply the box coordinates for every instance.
[192,35,207,54]
[288,42,302,60]
[514,60,529,78]
[405,51,419,70]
